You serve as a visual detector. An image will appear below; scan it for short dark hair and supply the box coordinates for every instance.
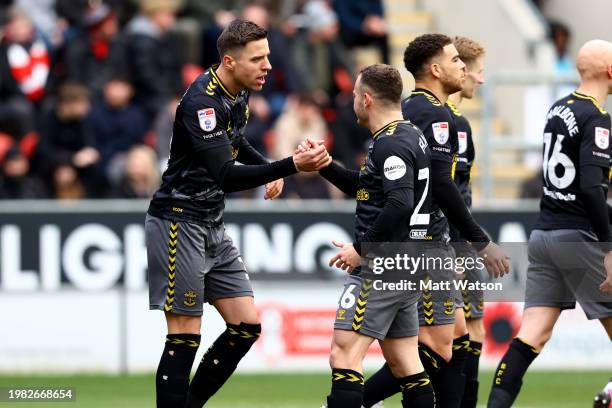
[358,64,403,105]
[217,19,267,58]
[403,33,452,80]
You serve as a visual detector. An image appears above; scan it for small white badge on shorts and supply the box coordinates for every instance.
[383,156,407,180]
[432,122,449,145]
[595,127,609,149]
[458,131,468,154]
[198,108,216,132]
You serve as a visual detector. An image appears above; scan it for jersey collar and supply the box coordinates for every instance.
[210,64,238,102]
[372,120,401,139]
[412,88,443,106]
[572,91,607,114]
[446,100,462,116]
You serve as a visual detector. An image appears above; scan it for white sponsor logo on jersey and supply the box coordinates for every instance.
[410,229,428,240]
[458,131,467,154]
[432,122,449,145]
[595,127,610,149]
[198,108,216,132]
[383,156,407,180]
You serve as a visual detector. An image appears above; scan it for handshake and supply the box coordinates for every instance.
[292,138,332,172]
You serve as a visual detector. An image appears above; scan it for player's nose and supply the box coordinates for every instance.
[263,58,272,72]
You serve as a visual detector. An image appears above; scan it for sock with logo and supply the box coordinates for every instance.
[398,371,436,408]
[185,323,260,407]
[155,333,200,408]
[326,368,364,408]
[487,338,539,408]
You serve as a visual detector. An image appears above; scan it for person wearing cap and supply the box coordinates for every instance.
[64,2,128,97]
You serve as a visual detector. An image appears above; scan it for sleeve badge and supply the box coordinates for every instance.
[198,108,216,131]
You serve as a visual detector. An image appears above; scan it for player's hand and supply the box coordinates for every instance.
[477,242,510,278]
[328,240,362,273]
[600,251,612,294]
[293,142,331,172]
[264,179,284,200]
[295,138,326,154]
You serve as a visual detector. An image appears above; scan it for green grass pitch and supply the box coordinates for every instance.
[0,370,607,407]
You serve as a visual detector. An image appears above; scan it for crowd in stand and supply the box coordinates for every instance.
[0,0,389,200]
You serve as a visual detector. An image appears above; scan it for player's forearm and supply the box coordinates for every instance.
[219,159,297,193]
[237,138,269,165]
[580,165,611,243]
[199,145,297,193]
[581,186,610,243]
[319,161,360,197]
[353,188,413,255]
[431,160,489,250]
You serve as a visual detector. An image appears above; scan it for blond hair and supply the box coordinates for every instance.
[453,36,485,65]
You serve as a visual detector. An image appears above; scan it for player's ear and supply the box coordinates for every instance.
[429,62,441,79]
[222,54,235,70]
[363,92,373,108]
[607,63,612,79]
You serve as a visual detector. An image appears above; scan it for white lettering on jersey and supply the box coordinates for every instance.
[432,122,449,144]
[383,156,407,180]
[198,108,216,132]
[546,105,578,136]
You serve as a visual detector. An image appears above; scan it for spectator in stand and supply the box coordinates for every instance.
[55,0,138,30]
[285,0,353,101]
[63,3,127,98]
[548,20,575,75]
[272,93,335,199]
[125,0,184,121]
[90,76,148,183]
[151,96,179,171]
[0,7,52,139]
[35,82,105,198]
[329,86,371,171]
[200,0,245,70]
[0,147,46,199]
[111,144,160,198]
[15,0,62,46]
[332,0,389,63]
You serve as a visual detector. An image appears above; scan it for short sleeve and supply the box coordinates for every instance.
[372,137,415,194]
[580,113,611,168]
[181,95,231,153]
[404,107,454,163]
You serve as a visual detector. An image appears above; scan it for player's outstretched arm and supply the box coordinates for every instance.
[296,138,360,196]
[431,159,509,277]
[236,137,285,199]
[236,137,270,165]
[200,143,331,193]
[319,162,360,197]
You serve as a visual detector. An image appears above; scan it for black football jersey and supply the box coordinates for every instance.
[148,65,250,224]
[446,100,475,242]
[535,92,612,231]
[354,120,432,243]
[402,88,458,242]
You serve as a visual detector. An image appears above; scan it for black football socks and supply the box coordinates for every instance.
[156,333,200,408]
[487,338,539,408]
